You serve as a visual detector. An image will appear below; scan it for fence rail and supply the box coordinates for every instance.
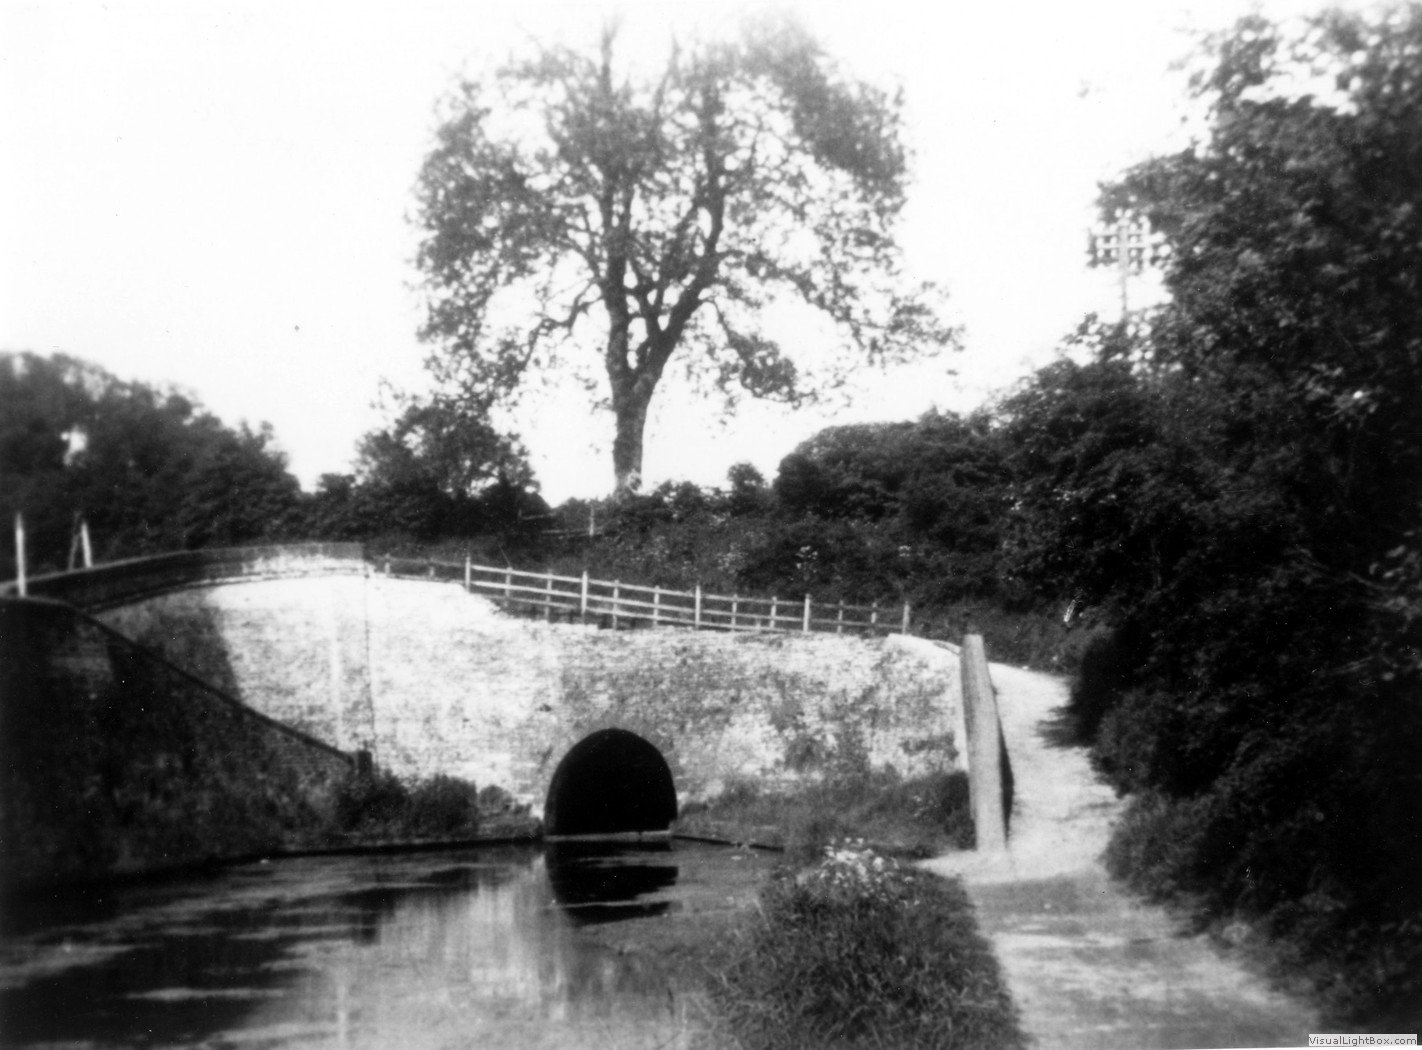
[381,555,912,638]
[2,543,915,640]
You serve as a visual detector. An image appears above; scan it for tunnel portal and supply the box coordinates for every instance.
[544,729,677,837]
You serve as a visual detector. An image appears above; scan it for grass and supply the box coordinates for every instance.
[680,769,975,860]
[709,843,1024,1050]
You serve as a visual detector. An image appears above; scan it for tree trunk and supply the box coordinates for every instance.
[611,382,652,498]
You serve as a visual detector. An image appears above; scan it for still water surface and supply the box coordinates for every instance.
[0,842,773,1049]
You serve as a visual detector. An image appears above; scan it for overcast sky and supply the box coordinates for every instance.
[0,0,1359,500]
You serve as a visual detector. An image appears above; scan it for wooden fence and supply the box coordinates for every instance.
[381,556,912,638]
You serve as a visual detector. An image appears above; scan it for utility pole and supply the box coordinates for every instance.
[1088,210,1169,319]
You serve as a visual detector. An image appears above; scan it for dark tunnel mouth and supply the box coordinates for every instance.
[544,729,677,837]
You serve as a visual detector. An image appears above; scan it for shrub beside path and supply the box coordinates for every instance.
[921,662,1319,1050]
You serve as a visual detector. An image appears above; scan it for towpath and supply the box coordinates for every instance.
[921,662,1319,1050]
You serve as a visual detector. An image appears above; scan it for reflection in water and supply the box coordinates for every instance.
[546,842,678,924]
[0,842,767,1049]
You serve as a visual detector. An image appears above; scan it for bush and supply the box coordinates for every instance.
[329,769,480,840]
[713,844,1024,1049]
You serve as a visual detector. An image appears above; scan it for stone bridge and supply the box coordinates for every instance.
[6,547,966,847]
[102,571,963,833]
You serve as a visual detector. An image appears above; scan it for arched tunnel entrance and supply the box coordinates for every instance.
[544,729,678,836]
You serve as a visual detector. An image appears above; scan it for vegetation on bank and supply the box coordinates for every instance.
[681,769,974,860]
[709,843,1023,1050]
[323,769,534,844]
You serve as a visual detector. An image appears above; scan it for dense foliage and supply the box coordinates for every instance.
[1,352,303,577]
[0,352,545,575]
[1028,10,1422,1024]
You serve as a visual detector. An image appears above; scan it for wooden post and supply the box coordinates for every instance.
[694,585,702,630]
[770,596,778,631]
[611,580,620,629]
[464,554,471,593]
[503,567,512,601]
[802,594,811,633]
[544,574,553,621]
[730,594,738,630]
[870,601,879,633]
[14,514,27,597]
[836,600,845,634]
[652,587,661,627]
[962,633,1007,851]
[80,520,93,569]
[902,601,911,635]
[580,571,589,621]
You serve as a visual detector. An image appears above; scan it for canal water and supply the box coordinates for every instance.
[0,841,775,1049]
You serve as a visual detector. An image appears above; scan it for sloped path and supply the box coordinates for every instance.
[921,663,1318,1050]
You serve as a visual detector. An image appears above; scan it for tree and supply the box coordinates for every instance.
[356,395,535,498]
[415,17,952,496]
[0,352,302,574]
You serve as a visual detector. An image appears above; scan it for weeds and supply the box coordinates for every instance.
[684,769,974,860]
[711,842,1024,1049]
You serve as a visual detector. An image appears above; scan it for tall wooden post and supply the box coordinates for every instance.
[464,554,471,593]
[580,571,589,621]
[611,580,620,629]
[902,601,911,635]
[14,514,27,597]
[652,587,661,627]
[770,596,778,631]
[730,594,738,630]
[962,633,1007,851]
[80,520,93,569]
[694,585,703,630]
[802,594,811,633]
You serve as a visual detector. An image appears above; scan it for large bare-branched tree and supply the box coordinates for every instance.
[414,18,953,495]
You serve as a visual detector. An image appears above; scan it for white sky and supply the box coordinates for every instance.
[0,0,1365,501]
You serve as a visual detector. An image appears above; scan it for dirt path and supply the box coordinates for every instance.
[921,662,1319,1050]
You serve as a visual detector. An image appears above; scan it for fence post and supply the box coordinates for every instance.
[730,594,738,630]
[612,580,620,629]
[652,586,661,627]
[544,573,552,621]
[836,600,845,634]
[464,554,471,593]
[902,601,911,635]
[580,571,590,621]
[694,585,702,630]
[770,596,778,631]
[504,567,512,602]
[802,594,811,633]
[80,520,93,569]
[870,601,879,633]
[14,514,26,597]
